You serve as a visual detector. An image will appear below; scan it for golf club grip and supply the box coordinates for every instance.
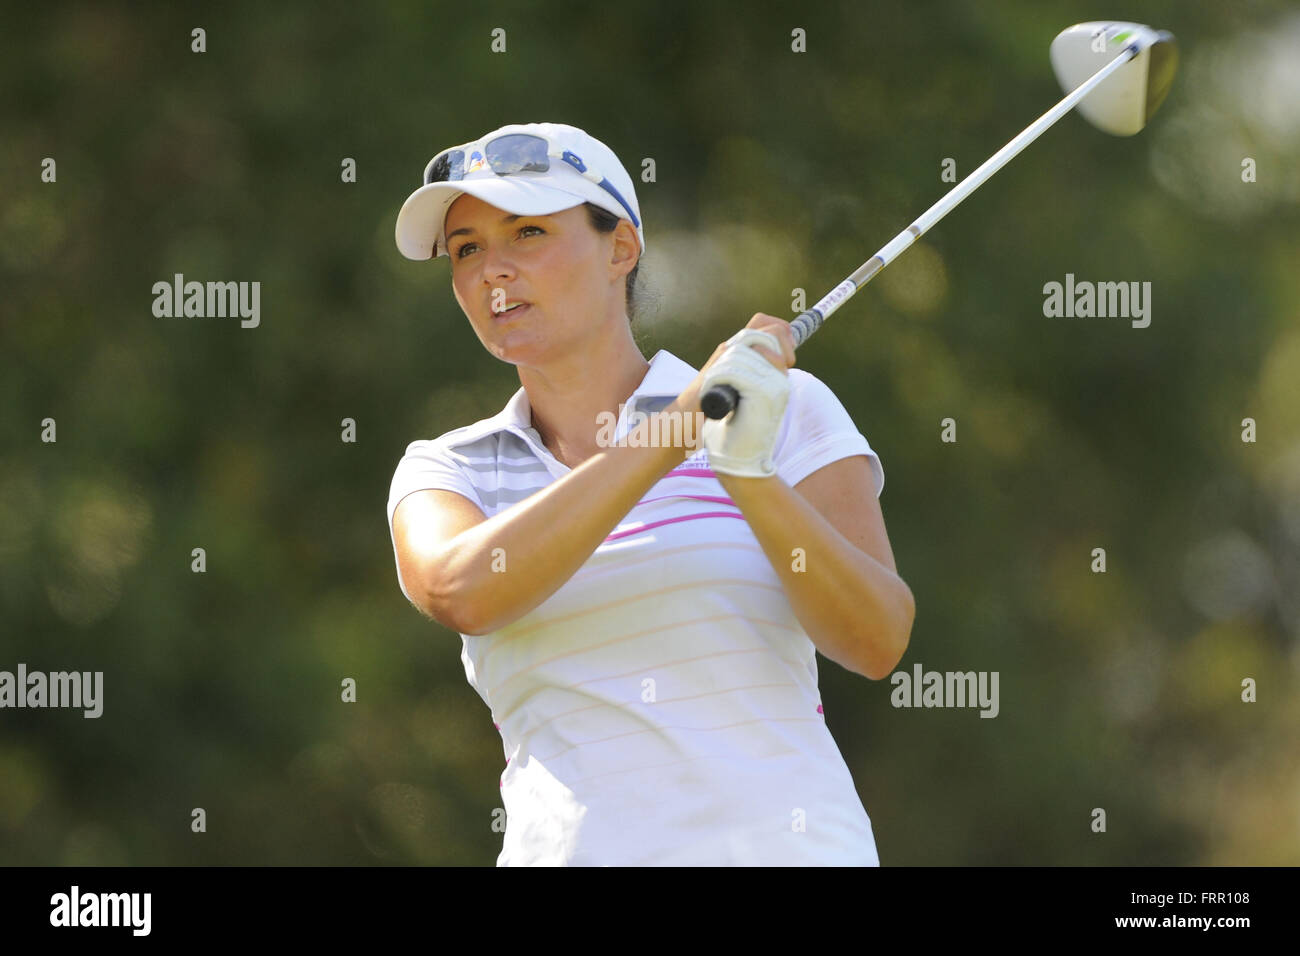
[790,308,824,347]
[700,309,825,420]
[700,383,739,420]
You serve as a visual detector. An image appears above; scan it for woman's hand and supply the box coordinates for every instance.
[672,314,798,477]
[674,314,797,417]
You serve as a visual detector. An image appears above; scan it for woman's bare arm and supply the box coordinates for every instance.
[392,341,742,634]
[394,416,684,634]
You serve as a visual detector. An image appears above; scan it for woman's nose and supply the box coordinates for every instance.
[480,242,517,280]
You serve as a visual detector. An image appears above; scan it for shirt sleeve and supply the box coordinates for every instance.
[773,369,885,496]
[386,439,486,606]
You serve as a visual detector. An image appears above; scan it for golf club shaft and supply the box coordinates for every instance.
[701,39,1145,420]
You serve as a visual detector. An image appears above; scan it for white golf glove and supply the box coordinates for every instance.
[699,329,791,478]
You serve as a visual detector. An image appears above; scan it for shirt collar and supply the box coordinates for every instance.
[440,348,699,450]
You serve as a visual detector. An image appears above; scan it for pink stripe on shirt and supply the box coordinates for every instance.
[637,493,735,507]
[605,511,747,542]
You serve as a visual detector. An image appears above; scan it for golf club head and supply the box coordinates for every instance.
[1050,22,1178,136]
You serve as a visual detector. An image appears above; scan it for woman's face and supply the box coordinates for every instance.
[444,192,630,366]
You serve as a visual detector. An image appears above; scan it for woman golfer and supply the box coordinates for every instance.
[387,122,915,866]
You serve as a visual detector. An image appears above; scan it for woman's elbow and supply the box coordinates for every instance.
[861,579,915,680]
[404,556,479,635]
[426,582,484,634]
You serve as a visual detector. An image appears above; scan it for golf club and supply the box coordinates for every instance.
[701,21,1179,420]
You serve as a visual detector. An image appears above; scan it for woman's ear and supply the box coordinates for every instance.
[610,219,640,275]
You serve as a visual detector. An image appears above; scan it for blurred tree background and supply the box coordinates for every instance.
[2,0,1297,865]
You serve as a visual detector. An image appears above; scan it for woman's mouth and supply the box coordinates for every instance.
[493,302,530,320]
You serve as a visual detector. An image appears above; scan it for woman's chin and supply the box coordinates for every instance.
[488,336,546,364]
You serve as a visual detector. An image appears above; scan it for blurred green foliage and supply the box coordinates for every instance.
[2,0,1297,865]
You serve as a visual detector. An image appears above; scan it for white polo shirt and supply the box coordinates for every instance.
[387,348,887,866]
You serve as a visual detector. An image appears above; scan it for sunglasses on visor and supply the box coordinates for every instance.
[424,133,641,231]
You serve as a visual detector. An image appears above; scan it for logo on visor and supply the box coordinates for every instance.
[466,150,487,174]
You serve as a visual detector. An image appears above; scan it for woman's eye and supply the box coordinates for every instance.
[454,226,543,259]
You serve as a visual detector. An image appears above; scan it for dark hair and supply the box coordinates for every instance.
[582,202,641,324]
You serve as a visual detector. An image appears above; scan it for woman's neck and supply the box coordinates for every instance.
[522,345,650,465]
